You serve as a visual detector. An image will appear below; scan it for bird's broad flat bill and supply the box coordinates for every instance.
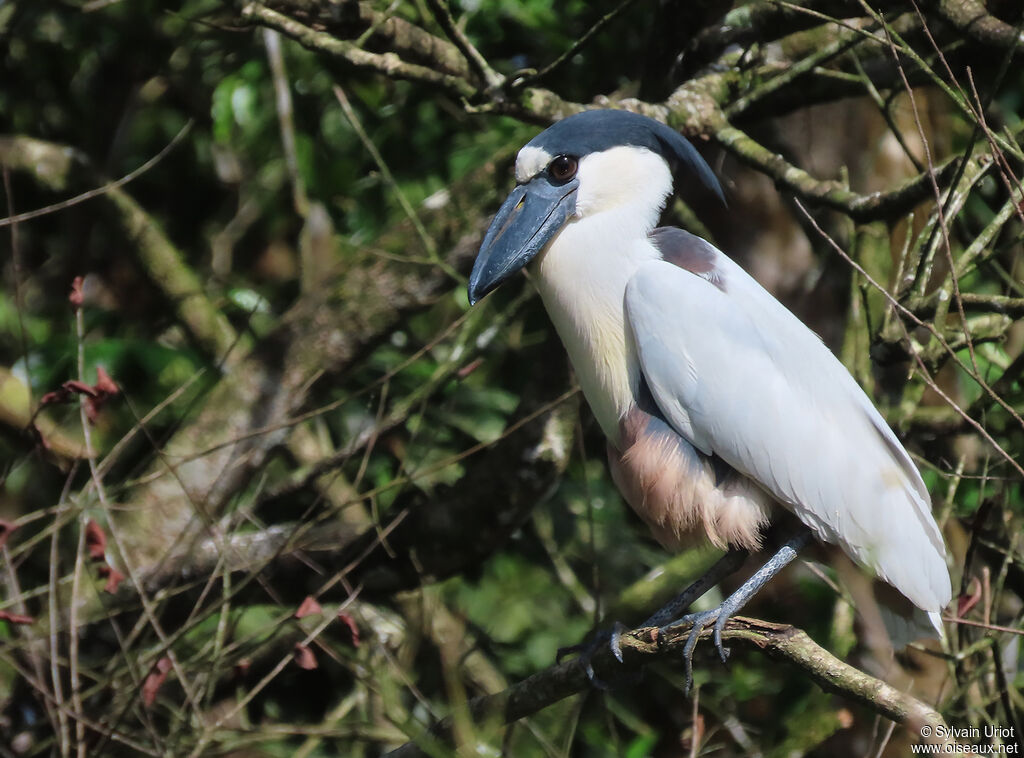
[468,175,578,304]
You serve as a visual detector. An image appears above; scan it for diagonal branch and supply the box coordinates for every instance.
[935,0,1024,49]
[265,0,473,79]
[384,618,954,758]
[241,2,477,99]
[0,134,241,363]
[713,123,966,221]
[512,0,643,87]
[424,0,503,90]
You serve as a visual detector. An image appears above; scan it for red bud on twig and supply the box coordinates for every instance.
[142,657,173,707]
[69,276,84,309]
[0,520,17,550]
[0,610,34,625]
[295,596,322,619]
[338,611,360,648]
[293,643,318,670]
[85,520,107,560]
[98,564,125,594]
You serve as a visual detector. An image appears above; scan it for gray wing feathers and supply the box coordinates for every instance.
[625,255,951,618]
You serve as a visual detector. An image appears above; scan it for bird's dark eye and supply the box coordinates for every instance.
[549,155,578,182]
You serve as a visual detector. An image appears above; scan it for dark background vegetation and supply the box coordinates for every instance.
[1,0,1022,755]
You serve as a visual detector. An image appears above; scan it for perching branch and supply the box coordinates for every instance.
[384,619,955,758]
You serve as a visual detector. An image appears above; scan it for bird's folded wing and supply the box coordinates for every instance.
[624,253,950,616]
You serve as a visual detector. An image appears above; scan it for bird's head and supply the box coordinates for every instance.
[467,109,724,304]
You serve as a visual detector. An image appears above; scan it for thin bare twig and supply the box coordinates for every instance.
[0,121,194,228]
[264,29,309,217]
[794,199,1024,479]
[332,84,458,280]
[424,0,503,89]
[513,0,643,87]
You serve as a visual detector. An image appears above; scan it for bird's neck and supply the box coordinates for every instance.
[532,202,664,445]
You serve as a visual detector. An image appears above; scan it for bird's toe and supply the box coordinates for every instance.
[557,622,633,688]
[608,621,628,664]
[659,607,721,694]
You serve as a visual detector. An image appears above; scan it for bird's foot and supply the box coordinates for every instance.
[556,621,631,689]
[655,531,813,694]
[658,588,750,693]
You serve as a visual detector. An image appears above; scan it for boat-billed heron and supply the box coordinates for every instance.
[468,109,951,685]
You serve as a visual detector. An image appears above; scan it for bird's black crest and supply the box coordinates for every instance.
[526,110,725,204]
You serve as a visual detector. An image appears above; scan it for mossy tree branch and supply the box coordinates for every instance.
[240,2,478,99]
[935,0,1024,49]
[265,0,473,78]
[235,0,1014,228]
[385,619,955,758]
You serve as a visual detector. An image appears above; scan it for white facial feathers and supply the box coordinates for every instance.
[515,146,552,184]
[515,145,675,232]
[573,146,673,228]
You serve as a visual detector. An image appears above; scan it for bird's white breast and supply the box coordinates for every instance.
[532,212,660,445]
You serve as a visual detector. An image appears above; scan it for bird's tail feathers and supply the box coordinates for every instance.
[879,597,944,648]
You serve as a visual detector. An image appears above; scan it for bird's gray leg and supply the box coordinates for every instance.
[557,548,749,687]
[607,548,748,662]
[662,529,814,693]
[642,549,750,628]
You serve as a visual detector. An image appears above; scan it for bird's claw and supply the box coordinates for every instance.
[556,621,632,689]
[660,604,735,694]
[556,629,613,689]
[608,620,628,663]
[713,614,732,663]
